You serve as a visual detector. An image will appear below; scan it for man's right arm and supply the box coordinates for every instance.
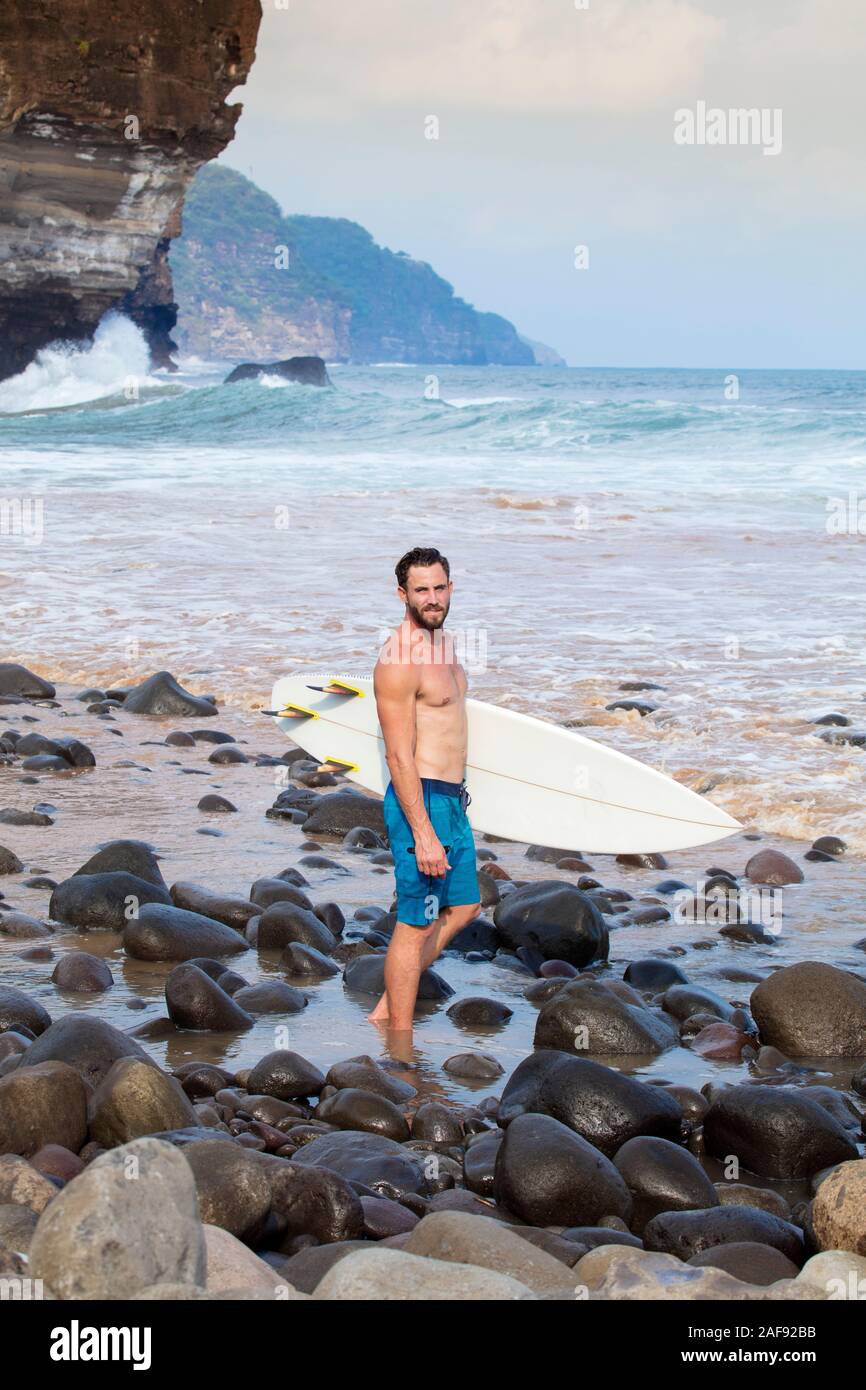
[374,658,450,878]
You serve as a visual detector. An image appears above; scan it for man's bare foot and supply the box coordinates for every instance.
[367,998,390,1024]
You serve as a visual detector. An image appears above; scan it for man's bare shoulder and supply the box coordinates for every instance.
[374,631,419,696]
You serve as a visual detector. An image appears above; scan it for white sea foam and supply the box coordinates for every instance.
[0,314,156,415]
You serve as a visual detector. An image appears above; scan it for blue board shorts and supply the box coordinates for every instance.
[383,778,480,928]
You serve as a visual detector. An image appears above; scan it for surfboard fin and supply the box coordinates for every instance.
[306,678,365,698]
[266,703,319,721]
[320,755,359,774]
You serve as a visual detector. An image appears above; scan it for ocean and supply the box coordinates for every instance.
[1,314,864,853]
[2,314,866,1105]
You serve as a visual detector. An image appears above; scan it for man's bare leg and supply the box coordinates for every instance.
[367,902,481,1027]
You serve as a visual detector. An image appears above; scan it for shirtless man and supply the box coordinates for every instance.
[367,547,481,1032]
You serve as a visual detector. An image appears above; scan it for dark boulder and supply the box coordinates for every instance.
[492,1113,632,1227]
[534,977,677,1055]
[493,881,608,967]
[498,1050,682,1155]
[643,1204,804,1264]
[165,964,254,1031]
[73,840,166,888]
[703,1083,859,1179]
[224,355,331,387]
[17,1013,156,1089]
[50,872,171,932]
[122,671,217,717]
[123,903,250,961]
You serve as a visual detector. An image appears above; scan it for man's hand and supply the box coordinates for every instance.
[415,831,451,878]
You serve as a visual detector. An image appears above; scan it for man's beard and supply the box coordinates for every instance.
[409,597,449,631]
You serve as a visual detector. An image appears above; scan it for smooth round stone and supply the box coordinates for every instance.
[462,1130,503,1196]
[124,903,250,961]
[0,910,52,939]
[643,1204,804,1263]
[446,996,513,1027]
[361,1195,419,1239]
[173,1061,235,1099]
[704,1083,859,1179]
[72,839,165,887]
[493,1112,633,1227]
[443,1052,504,1080]
[624,958,689,991]
[169,882,258,931]
[88,1057,199,1146]
[198,794,237,813]
[325,1056,416,1103]
[290,1129,428,1195]
[316,1087,410,1142]
[166,731,196,747]
[281,941,340,979]
[257,902,335,953]
[613,1135,718,1233]
[246,1050,325,1100]
[688,1241,799,1285]
[165,964,254,1031]
[343,953,453,1001]
[751,961,866,1056]
[232,981,307,1014]
[208,745,249,765]
[412,1102,464,1148]
[51,952,113,992]
[14,1014,152,1088]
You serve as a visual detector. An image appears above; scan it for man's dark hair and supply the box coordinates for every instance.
[395,547,450,590]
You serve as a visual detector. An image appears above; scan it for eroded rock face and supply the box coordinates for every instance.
[0,0,262,379]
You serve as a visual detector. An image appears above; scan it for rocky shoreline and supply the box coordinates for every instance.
[1,661,864,1301]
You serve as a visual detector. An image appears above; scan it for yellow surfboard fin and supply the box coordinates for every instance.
[320,755,359,774]
[324,678,365,698]
[278,703,319,721]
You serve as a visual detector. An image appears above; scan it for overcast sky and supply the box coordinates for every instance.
[221,0,865,368]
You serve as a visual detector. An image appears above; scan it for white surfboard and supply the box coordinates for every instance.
[269,673,742,854]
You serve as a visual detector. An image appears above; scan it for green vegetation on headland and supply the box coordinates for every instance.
[171,165,560,366]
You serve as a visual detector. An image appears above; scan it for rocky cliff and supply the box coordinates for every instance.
[173,165,545,367]
[0,0,261,381]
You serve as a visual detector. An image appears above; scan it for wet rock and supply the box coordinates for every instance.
[325,1055,416,1104]
[17,1013,156,1089]
[279,1240,370,1293]
[225,355,331,387]
[51,952,113,992]
[73,839,166,888]
[0,845,24,875]
[446,996,513,1027]
[751,962,866,1056]
[715,1182,792,1221]
[0,910,52,939]
[643,1204,804,1264]
[257,902,336,953]
[0,984,50,1037]
[246,1050,325,1101]
[690,1022,751,1059]
[29,1137,206,1299]
[811,835,846,857]
[662,982,734,1023]
[0,1202,39,1252]
[704,1084,859,1179]
[624,958,691,992]
[535,977,677,1055]
[498,1050,681,1156]
[494,1114,632,1228]
[744,849,804,886]
[413,1102,464,1149]
[812,1160,866,1255]
[182,1139,272,1242]
[0,1061,88,1156]
[123,671,217,717]
[250,876,312,911]
[124,903,251,961]
[302,792,386,837]
[0,663,55,700]
[198,793,237,813]
[88,1057,198,1146]
[613,1135,718,1233]
[50,871,172,931]
[232,981,307,1015]
[443,1052,504,1080]
[574,1246,815,1301]
[281,941,340,979]
[291,1129,430,1197]
[208,745,248,765]
[343,953,454,1001]
[267,1160,365,1245]
[165,964,254,1031]
[314,1087,409,1141]
[493,881,608,967]
[169,882,258,931]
